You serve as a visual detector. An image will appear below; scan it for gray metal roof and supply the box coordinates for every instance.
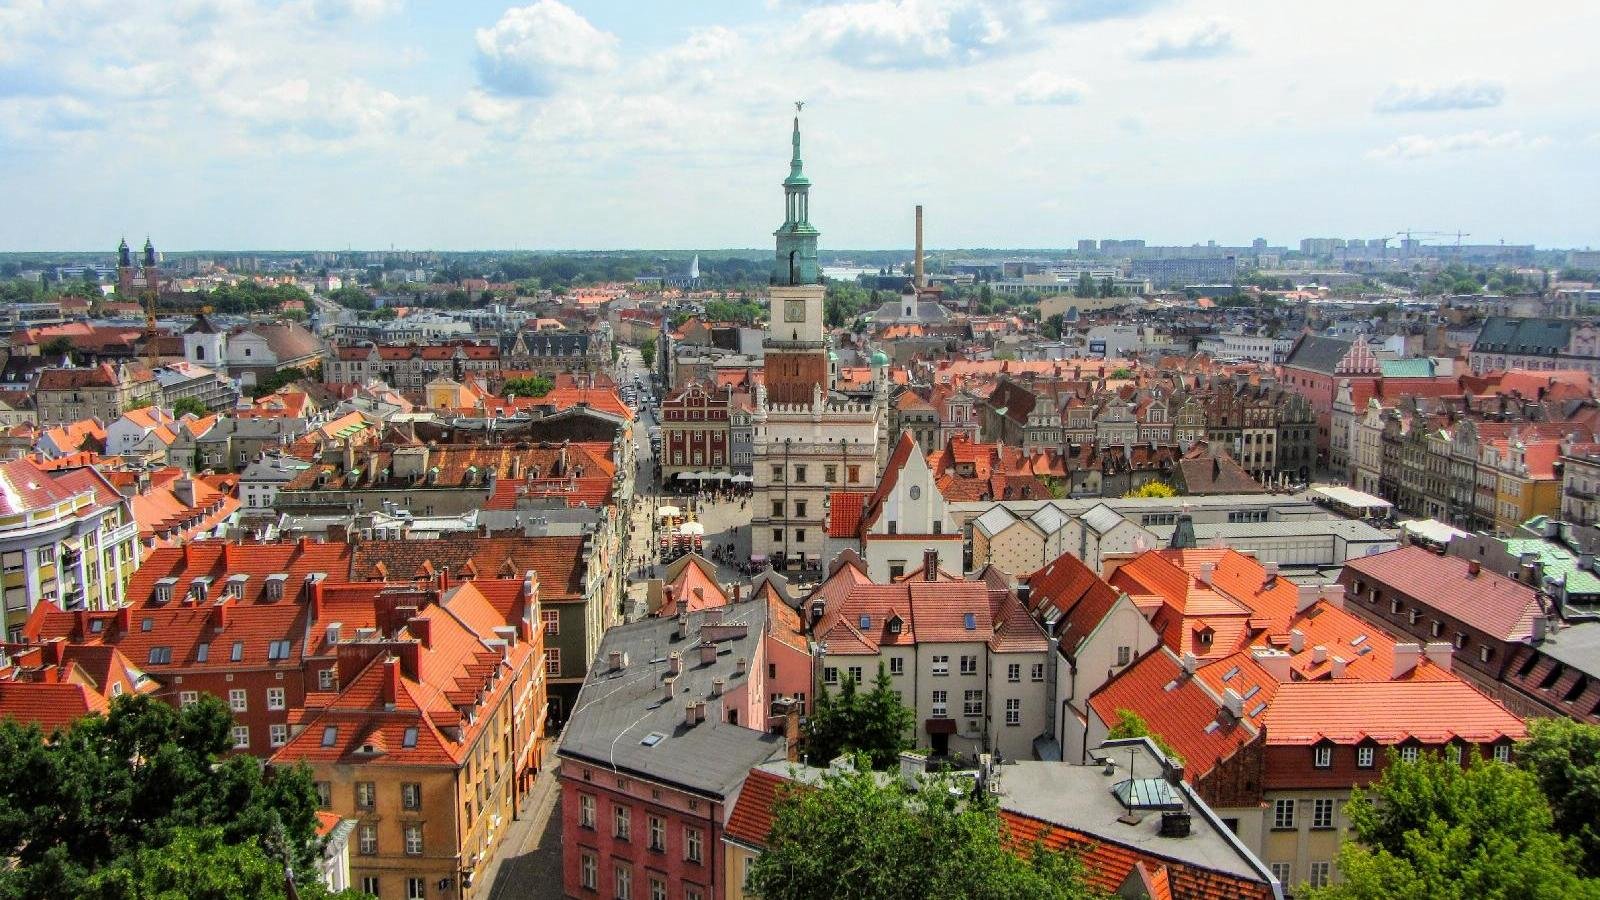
[1527,621,1600,677]
[1282,334,1355,374]
[1472,316,1574,356]
[559,604,785,798]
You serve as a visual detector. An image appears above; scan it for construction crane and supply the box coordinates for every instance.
[1396,229,1471,260]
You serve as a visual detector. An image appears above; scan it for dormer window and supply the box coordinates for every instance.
[264,573,288,601]
[153,577,177,603]
[320,726,338,747]
[226,574,248,600]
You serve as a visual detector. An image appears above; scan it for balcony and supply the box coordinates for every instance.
[1567,485,1599,501]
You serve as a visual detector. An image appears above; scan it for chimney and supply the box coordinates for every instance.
[675,597,688,620]
[663,674,677,702]
[1159,810,1193,839]
[408,616,432,649]
[1311,645,1328,664]
[1262,561,1279,586]
[1289,629,1305,653]
[914,205,925,289]
[685,701,697,727]
[1296,583,1320,614]
[173,476,195,509]
[1533,616,1548,643]
[784,700,802,763]
[1222,687,1244,719]
[608,649,624,671]
[736,656,747,677]
[1330,655,1348,678]
[1180,651,1198,675]
[668,650,683,676]
[382,656,400,706]
[694,700,706,724]
[1198,562,1216,586]
[325,621,342,645]
[1468,559,1481,577]
[923,548,939,580]
[1424,641,1454,672]
[1251,647,1292,682]
[1393,643,1423,678]
[699,641,716,666]
[712,678,724,697]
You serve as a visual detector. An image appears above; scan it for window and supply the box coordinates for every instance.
[357,824,377,855]
[231,726,249,749]
[269,724,287,747]
[196,643,209,662]
[825,465,837,482]
[795,500,807,518]
[1031,663,1045,682]
[1312,798,1335,829]
[963,690,984,716]
[613,804,631,840]
[647,815,664,851]
[1308,861,1332,888]
[356,782,376,809]
[932,690,948,717]
[772,528,783,543]
[1116,645,1132,667]
[230,641,244,662]
[771,465,783,482]
[1357,745,1375,768]
[402,782,421,810]
[1272,798,1295,829]
[1400,745,1419,763]
[823,666,839,685]
[932,655,949,676]
[650,877,667,900]
[540,609,560,635]
[794,466,807,483]
[614,865,632,900]
[772,500,784,518]
[889,657,904,676]
[546,647,561,676]
[1005,698,1021,726]
[267,687,286,710]
[960,655,977,676]
[314,781,331,808]
[580,852,598,889]
[795,529,806,543]
[1314,745,1332,768]
[229,689,247,712]
[179,690,198,706]
[578,794,595,829]
[847,666,863,685]
[403,726,417,748]
[1269,862,1292,884]
[319,668,335,690]
[403,823,422,855]
[147,646,171,665]
[361,876,379,895]
[685,826,703,863]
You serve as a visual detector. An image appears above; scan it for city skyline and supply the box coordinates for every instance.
[2,0,1598,252]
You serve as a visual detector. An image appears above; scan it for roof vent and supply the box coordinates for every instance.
[1159,810,1192,838]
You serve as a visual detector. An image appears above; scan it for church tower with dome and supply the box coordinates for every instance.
[751,106,884,574]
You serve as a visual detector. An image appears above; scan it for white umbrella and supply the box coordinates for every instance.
[656,506,681,520]
[678,522,705,536]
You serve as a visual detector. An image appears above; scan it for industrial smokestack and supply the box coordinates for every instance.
[914,205,925,289]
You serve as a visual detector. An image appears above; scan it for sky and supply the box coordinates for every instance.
[1,0,1597,253]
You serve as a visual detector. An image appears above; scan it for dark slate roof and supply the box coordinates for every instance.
[1472,317,1574,356]
[559,603,785,798]
[1281,334,1352,375]
[504,331,592,356]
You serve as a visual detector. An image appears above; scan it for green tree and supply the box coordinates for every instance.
[1098,276,1116,298]
[1123,481,1176,499]
[82,825,364,900]
[1518,718,1600,876]
[1309,752,1600,900]
[748,763,1100,900]
[172,397,209,418]
[1074,272,1095,298]
[41,335,76,361]
[502,375,553,398]
[0,694,357,899]
[1041,313,1065,341]
[639,338,657,370]
[1105,709,1182,764]
[804,663,914,770]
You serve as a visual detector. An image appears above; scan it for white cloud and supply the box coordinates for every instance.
[1367,129,1549,160]
[999,71,1090,105]
[792,0,1156,70]
[635,26,741,87]
[1130,19,1235,61]
[1374,79,1504,113]
[308,0,403,21]
[474,1,619,96]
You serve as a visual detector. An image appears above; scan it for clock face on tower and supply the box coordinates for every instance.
[784,299,806,323]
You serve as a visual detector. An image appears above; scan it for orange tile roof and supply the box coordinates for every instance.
[826,491,869,538]
[1087,647,1257,783]
[724,767,795,848]
[1261,679,1525,746]
[0,681,108,733]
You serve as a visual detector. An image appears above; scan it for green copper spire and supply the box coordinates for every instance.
[774,103,820,285]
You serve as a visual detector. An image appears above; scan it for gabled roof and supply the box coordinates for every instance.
[1342,546,1541,642]
[1262,679,1524,746]
[1088,647,1257,783]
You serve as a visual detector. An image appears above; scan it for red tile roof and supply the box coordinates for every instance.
[1262,679,1525,746]
[1342,547,1541,642]
[826,491,869,538]
[724,767,796,848]
[1087,647,1257,782]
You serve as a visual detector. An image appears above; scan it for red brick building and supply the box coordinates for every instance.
[660,381,731,480]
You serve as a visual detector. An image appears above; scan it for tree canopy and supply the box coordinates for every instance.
[1105,709,1182,764]
[172,396,209,419]
[804,663,915,770]
[1123,481,1176,499]
[1517,717,1600,876]
[502,375,553,399]
[0,694,367,900]
[638,338,657,370]
[1308,751,1600,900]
[748,762,1100,900]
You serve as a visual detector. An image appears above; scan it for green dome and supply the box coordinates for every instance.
[870,349,889,367]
